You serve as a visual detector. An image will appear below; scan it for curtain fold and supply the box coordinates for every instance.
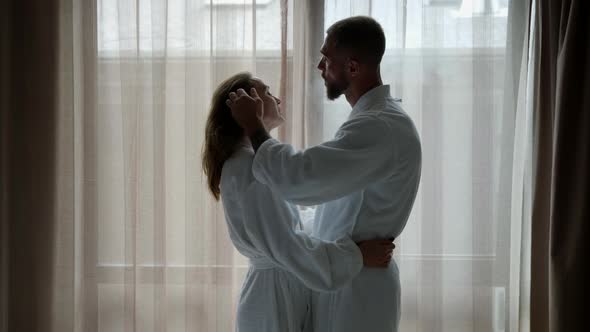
[51,1,99,331]
[530,0,590,331]
[503,1,534,331]
[288,0,325,148]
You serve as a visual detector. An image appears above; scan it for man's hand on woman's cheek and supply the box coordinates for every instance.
[227,88,265,136]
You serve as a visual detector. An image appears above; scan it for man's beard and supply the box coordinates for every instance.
[325,78,349,100]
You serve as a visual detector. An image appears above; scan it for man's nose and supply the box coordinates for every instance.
[317,58,324,70]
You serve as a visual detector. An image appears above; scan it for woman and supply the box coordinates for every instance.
[202,72,393,332]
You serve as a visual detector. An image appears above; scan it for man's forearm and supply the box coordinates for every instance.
[249,127,272,152]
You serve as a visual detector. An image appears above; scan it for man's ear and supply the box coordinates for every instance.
[348,58,360,77]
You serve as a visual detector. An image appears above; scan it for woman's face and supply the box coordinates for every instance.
[252,78,284,131]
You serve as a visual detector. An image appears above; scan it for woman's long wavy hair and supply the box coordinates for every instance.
[202,72,256,200]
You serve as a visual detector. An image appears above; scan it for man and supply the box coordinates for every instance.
[227,16,421,332]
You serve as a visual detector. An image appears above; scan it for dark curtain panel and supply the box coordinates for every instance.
[0,0,60,331]
[531,0,590,331]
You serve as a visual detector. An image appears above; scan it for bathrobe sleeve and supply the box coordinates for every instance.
[252,114,402,206]
[239,180,363,292]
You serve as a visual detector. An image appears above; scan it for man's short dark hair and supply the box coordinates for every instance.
[326,16,386,65]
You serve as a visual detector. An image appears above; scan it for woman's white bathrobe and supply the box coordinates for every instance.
[220,145,363,332]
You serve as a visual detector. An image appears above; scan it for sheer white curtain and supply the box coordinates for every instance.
[51,0,532,331]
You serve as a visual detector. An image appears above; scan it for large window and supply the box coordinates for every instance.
[98,0,292,57]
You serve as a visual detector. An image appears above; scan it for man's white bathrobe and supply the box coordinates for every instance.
[220,145,364,332]
[251,85,422,332]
